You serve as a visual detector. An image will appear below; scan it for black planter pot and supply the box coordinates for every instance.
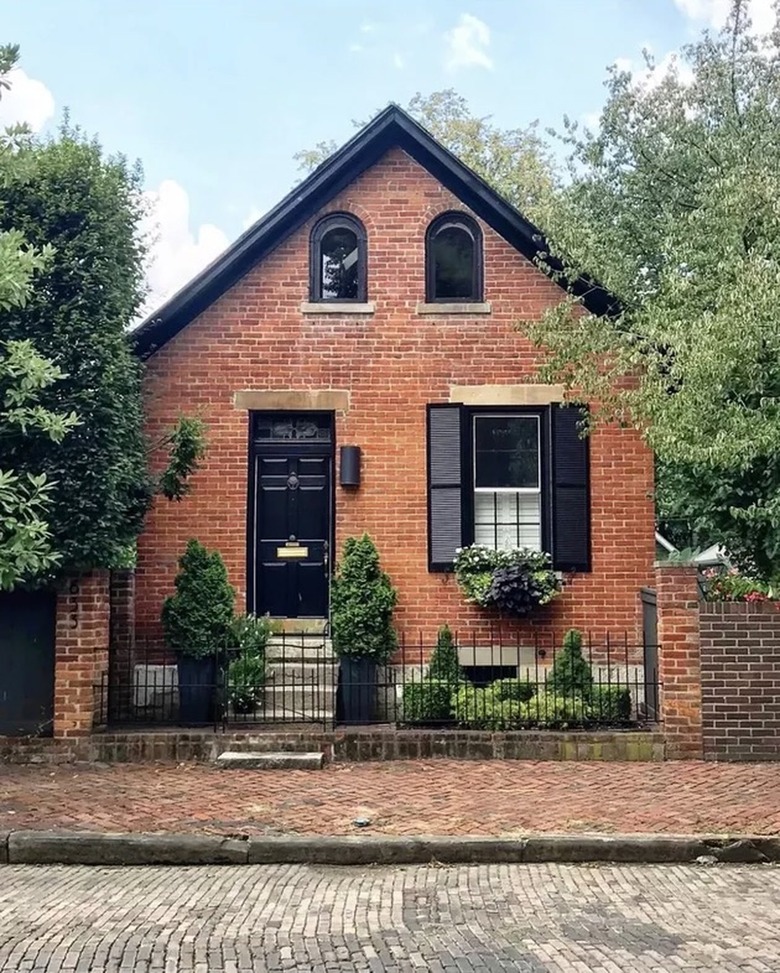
[338,657,378,724]
[177,654,217,725]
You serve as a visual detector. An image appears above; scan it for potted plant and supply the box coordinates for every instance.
[227,614,274,715]
[331,533,397,723]
[161,538,235,724]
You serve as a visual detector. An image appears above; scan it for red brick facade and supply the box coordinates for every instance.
[136,148,655,649]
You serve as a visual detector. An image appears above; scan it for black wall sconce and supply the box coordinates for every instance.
[340,445,361,487]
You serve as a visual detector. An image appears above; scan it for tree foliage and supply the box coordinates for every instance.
[0,120,153,573]
[295,90,559,225]
[528,1,780,577]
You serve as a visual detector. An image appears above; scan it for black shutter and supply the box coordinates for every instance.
[427,404,464,571]
[552,405,591,572]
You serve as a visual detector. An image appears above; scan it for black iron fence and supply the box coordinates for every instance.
[98,631,661,731]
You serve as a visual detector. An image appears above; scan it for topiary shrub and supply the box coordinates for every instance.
[427,625,463,683]
[402,680,452,724]
[520,692,592,727]
[547,629,594,697]
[161,539,235,659]
[330,533,397,663]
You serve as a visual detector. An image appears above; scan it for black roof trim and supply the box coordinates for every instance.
[133,104,616,358]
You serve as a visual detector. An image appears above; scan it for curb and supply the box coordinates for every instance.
[1,830,779,866]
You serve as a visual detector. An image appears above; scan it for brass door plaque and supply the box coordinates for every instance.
[277,544,308,559]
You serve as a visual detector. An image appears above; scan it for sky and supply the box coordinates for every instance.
[1,0,774,312]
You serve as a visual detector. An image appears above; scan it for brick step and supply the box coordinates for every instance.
[216,750,324,770]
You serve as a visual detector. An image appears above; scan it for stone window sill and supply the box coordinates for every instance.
[416,302,491,315]
[300,302,375,315]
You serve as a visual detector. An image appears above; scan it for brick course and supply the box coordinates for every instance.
[136,147,655,652]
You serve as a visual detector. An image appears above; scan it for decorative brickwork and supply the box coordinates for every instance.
[54,572,110,737]
[700,602,780,761]
[656,564,703,760]
[136,148,655,652]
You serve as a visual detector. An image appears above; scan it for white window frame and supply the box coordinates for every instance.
[472,413,542,552]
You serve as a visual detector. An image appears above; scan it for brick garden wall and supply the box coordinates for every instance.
[700,602,780,761]
[137,147,655,653]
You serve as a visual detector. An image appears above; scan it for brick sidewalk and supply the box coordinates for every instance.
[1,760,779,836]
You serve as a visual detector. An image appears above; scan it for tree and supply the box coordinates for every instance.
[0,45,80,589]
[528,0,780,577]
[295,90,559,225]
[1,120,154,573]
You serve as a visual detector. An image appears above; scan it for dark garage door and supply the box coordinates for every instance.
[0,590,56,736]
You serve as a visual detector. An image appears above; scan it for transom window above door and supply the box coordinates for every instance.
[473,415,541,551]
[309,213,367,302]
[426,212,483,302]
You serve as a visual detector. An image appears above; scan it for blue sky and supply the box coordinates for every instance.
[0,0,759,306]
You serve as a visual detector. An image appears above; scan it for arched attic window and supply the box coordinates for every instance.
[425,212,483,302]
[310,213,367,302]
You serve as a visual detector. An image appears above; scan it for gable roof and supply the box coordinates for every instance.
[133,104,616,358]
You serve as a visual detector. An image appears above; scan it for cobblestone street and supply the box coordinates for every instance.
[0,862,778,972]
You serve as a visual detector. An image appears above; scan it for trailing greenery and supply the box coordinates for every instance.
[157,416,207,502]
[547,629,593,697]
[161,539,235,659]
[330,534,397,663]
[527,1,780,578]
[453,545,561,616]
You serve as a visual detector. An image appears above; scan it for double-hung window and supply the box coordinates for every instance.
[473,414,542,552]
[426,402,591,573]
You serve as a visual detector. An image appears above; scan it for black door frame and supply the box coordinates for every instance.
[246,410,336,618]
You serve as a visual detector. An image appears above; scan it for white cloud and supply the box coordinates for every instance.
[142,179,230,312]
[673,0,775,32]
[0,68,55,132]
[242,206,265,231]
[444,13,493,71]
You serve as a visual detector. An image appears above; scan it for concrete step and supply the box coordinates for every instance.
[266,637,336,663]
[266,661,337,685]
[262,685,336,711]
[216,750,324,770]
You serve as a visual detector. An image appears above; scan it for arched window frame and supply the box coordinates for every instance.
[425,212,484,303]
[309,212,368,303]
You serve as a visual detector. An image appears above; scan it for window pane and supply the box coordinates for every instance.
[474,416,539,489]
[474,492,541,551]
[432,224,475,299]
[321,226,359,299]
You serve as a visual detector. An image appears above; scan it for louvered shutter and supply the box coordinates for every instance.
[552,405,591,572]
[427,404,464,571]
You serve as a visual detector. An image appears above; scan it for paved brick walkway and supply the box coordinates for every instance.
[2,760,780,836]
[1,862,779,971]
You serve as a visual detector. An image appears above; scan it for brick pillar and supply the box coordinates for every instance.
[656,563,703,759]
[54,571,110,738]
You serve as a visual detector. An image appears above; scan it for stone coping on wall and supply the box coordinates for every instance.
[0,728,665,765]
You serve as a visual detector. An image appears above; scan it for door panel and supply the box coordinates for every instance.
[0,590,56,736]
[252,430,332,618]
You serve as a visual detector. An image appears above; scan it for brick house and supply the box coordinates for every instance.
[133,105,655,653]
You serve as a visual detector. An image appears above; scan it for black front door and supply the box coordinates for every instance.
[249,412,332,618]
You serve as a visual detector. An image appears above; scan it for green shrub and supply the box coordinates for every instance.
[230,613,274,654]
[589,685,632,722]
[452,683,525,730]
[520,692,592,727]
[228,652,266,713]
[491,678,536,704]
[547,629,594,697]
[161,539,235,659]
[427,625,463,683]
[330,534,397,663]
[402,680,452,723]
